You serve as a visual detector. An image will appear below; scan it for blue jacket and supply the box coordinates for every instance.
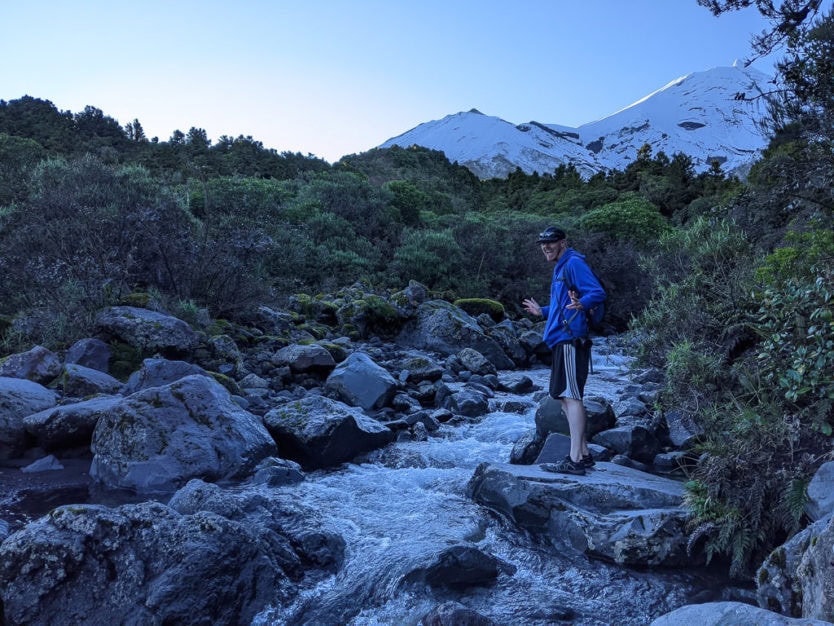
[540,248,607,347]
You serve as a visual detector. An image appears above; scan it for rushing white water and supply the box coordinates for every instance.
[254,339,730,625]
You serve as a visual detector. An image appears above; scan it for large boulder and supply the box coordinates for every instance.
[535,395,615,438]
[90,374,277,493]
[0,377,58,459]
[467,461,694,567]
[650,601,831,625]
[65,338,111,373]
[397,300,514,370]
[263,395,394,470]
[96,306,198,357]
[0,345,62,384]
[324,351,398,410]
[58,363,124,397]
[272,343,336,374]
[124,357,210,394]
[0,497,337,626]
[24,396,122,452]
[805,461,834,522]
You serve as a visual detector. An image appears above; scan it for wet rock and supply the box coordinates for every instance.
[650,601,831,625]
[263,395,393,470]
[21,454,64,473]
[592,425,659,464]
[0,499,325,625]
[420,601,497,626]
[272,343,336,374]
[468,461,694,567]
[403,545,509,588]
[324,351,397,410]
[535,394,615,438]
[23,396,122,452]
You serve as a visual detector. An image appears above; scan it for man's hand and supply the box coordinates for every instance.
[522,297,542,316]
[566,289,584,311]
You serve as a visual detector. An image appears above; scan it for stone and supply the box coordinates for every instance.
[0,377,58,459]
[324,351,397,410]
[651,601,831,625]
[23,396,121,451]
[96,306,198,357]
[65,338,111,373]
[0,345,62,384]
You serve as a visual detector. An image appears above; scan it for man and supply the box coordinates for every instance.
[523,226,606,475]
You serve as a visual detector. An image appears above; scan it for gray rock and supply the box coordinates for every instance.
[0,498,335,626]
[263,395,394,470]
[96,306,198,357]
[592,424,659,464]
[65,338,111,373]
[455,348,497,376]
[805,461,834,522]
[651,601,831,625]
[325,351,397,410]
[443,388,489,418]
[663,409,704,449]
[60,363,124,397]
[497,374,535,393]
[0,377,58,459]
[397,300,514,370]
[534,433,609,464]
[91,374,277,493]
[535,394,615,438]
[399,353,444,383]
[420,601,497,626]
[795,513,834,620]
[23,395,121,451]
[468,461,694,566]
[124,358,210,394]
[272,343,336,374]
[486,321,528,367]
[0,345,62,384]
[402,545,509,588]
[21,454,64,473]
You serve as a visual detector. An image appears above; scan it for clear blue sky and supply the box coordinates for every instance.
[0,1,814,162]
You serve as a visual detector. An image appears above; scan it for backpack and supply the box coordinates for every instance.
[564,266,608,334]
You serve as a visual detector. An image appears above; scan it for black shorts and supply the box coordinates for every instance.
[549,339,591,400]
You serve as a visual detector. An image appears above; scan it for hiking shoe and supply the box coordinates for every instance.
[541,456,586,476]
[581,453,595,469]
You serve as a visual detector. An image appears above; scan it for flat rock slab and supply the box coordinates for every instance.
[468,461,692,567]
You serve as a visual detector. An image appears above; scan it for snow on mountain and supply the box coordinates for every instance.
[380,65,772,179]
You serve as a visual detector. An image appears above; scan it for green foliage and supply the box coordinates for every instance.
[392,229,464,292]
[579,193,669,243]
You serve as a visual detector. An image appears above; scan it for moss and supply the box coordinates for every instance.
[108,341,146,381]
[453,298,505,322]
[770,546,787,569]
[208,371,241,395]
[120,292,152,308]
[758,567,770,584]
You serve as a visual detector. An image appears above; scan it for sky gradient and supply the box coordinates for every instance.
[0,1,811,163]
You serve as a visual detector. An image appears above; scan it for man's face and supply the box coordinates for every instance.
[540,239,565,263]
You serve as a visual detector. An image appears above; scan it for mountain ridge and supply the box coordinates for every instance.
[380,65,772,179]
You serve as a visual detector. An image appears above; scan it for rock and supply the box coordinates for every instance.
[250,457,305,487]
[124,357,210,394]
[650,601,831,625]
[455,348,497,376]
[0,377,58,459]
[805,461,834,522]
[324,351,398,410]
[0,344,62,384]
[398,353,444,384]
[272,343,336,374]
[486,320,528,367]
[468,461,695,566]
[497,374,535,393]
[23,396,121,451]
[90,374,277,493]
[59,363,124,397]
[96,306,198,357]
[397,300,514,370]
[509,430,543,465]
[263,395,394,470]
[65,338,111,373]
[795,514,834,620]
[21,454,64,473]
[663,409,704,449]
[420,601,497,626]
[534,433,610,464]
[592,424,659,464]
[403,545,509,588]
[442,388,489,418]
[0,499,334,625]
[534,394,615,438]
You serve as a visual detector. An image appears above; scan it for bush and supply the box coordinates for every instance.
[453,298,505,321]
[579,193,669,244]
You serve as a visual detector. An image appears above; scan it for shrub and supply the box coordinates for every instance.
[453,298,505,321]
[579,193,670,244]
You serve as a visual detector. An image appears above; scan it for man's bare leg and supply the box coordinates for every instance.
[561,397,589,463]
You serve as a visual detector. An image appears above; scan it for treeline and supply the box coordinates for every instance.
[1,6,833,582]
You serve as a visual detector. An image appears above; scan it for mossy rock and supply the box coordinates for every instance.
[207,318,234,336]
[119,292,153,308]
[453,298,505,322]
[318,342,349,363]
[208,371,242,396]
[108,341,146,381]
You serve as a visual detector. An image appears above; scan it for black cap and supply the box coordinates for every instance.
[537,227,566,243]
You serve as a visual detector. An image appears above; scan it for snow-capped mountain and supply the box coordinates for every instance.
[380,64,772,179]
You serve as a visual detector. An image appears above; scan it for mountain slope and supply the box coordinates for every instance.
[380,65,772,179]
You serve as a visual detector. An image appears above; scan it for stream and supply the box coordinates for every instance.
[253,338,743,625]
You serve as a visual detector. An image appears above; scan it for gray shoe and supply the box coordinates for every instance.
[541,456,586,476]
